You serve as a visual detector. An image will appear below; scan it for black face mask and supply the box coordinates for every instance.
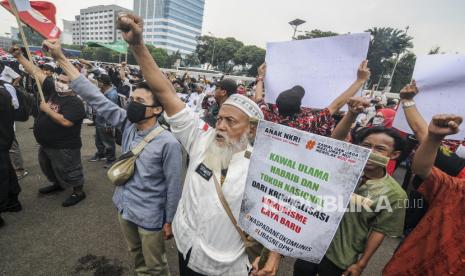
[126,101,158,123]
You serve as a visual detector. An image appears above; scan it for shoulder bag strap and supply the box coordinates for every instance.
[212,175,250,246]
[130,126,164,156]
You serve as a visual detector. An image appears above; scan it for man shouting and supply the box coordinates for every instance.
[114,12,281,276]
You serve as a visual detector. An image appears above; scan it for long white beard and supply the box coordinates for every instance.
[203,130,250,171]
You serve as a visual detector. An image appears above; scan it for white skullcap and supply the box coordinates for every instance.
[223,94,264,120]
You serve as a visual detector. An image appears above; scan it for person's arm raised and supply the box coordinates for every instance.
[412,114,463,180]
[400,80,428,143]
[331,97,370,141]
[9,45,46,85]
[327,60,371,115]
[254,63,266,102]
[43,39,128,129]
[116,13,185,116]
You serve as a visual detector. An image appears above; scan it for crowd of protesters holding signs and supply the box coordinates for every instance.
[0,11,464,276]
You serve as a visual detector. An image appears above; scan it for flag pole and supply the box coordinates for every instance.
[7,0,45,102]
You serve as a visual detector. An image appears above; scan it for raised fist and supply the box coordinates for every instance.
[347,96,370,114]
[42,39,65,60]
[116,13,144,46]
[428,114,463,138]
[400,80,418,100]
[9,45,22,58]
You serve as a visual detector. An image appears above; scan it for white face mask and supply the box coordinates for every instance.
[55,81,71,93]
[456,144,465,159]
[372,117,384,126]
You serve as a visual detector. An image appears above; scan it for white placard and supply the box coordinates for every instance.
[393,54,465,140]
[264,33,370,109]
[239,120,370,262]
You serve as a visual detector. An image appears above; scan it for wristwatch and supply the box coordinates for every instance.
[402,100,416,109]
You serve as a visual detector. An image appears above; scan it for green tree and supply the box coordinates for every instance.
[146,44,168,68]
[184,53,200,67]
[296,29,339,40]
[194,35,215,65]
[366,27,413,90]
[213,37,244,73]
[22,26,43,45]
[165,50,182,69]
[380,52,416,93]
[233,45,266,76]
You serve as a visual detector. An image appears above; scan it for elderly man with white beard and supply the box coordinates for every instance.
[116,13,281,276]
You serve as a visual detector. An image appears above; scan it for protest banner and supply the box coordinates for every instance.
[264,33,370,109]
[238,120,370,262]
[393,54,465,140]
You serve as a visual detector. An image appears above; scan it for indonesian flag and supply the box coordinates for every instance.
[1,0,61,39]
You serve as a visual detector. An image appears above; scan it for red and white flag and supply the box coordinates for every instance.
[1,0,61,39]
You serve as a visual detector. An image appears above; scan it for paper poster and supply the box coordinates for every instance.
[393,54,465,140]
[264,33,370,109]
[238,120,370,262]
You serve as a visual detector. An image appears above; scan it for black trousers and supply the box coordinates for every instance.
[293,257,345,276]
[178,250,207,276]
[0,150,20,210]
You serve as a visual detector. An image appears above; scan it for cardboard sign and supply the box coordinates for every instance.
[393,54,465,140]
[265,33,370,109]
[239,120,370,262]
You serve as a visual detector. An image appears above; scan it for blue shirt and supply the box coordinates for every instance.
[95,86,118,127]
[70,75,183,229]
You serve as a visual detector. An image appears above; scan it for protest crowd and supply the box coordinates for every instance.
[1,12,464,276]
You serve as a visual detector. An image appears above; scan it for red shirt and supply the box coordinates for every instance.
[258,101,335,137]
[383,167,465,276]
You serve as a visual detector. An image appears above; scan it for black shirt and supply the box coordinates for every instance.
[0,88,14,151]
[33,77,86,149]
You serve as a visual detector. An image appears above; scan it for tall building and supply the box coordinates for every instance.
[0,36,13,49]
[72,5,131,45]
[133,0,205,55]
[10,27,19,41]
[62,20,74,45]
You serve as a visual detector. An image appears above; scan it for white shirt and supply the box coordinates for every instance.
[194,92,206,114]
[0,66,20,84]
[165,107,251,276]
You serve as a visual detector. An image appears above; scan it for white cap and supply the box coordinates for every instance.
[223,94,264,120]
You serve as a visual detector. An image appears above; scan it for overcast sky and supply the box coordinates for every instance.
[1,0,464,55]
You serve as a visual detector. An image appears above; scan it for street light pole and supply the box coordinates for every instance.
[208,31,216,70]
[386,26,410,92]
[289,19,306,40]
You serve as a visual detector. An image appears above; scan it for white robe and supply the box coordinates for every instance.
[165,107,251,276]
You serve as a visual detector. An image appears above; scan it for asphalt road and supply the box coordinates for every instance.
[0,119,403,276]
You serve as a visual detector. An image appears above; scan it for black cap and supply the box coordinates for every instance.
[276,85,305,116]
[217,78,237,96]
[97,74,112,86]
